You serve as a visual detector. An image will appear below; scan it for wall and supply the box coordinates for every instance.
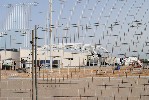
[0,49,88,69]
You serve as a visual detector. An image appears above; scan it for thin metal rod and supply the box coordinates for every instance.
[0,54,1,81]
[31,30,34,100]
[0,54,1,97]
[49,0,53,72]
[35,25,38,100]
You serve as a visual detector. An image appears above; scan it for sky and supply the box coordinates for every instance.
[0,0,149,59]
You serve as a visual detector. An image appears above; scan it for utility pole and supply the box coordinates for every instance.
[34,25,38,100]
[31,30,34,100]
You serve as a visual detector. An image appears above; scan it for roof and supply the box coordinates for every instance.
[0,49,18,52]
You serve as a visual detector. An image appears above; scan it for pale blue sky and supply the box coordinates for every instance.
[0,0,149,58]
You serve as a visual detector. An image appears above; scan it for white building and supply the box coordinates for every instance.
[0,48,88,69]
[0,44,110,69]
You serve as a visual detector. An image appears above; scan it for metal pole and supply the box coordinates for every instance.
[0,54,1,97]
[31,30,34,100]
[49,0,53,72]
[39,58,40,78]
[35,25,38,100]
[0,54,1,81]
[93,57,95,66]
[58,59,60,74]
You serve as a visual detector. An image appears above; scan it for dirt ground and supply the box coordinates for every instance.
[1,65,149,79]
[0,66,149,100]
